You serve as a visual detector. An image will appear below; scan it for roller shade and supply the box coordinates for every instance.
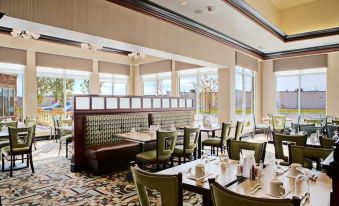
[98,61,130,75]
[0,47,26,65]
[139,60,171,75]
[236,52,258,71]
[36,52,92,72]
[273,54,328,72]
[175,61,202,71]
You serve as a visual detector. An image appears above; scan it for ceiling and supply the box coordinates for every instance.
[150,0,339,54]
[269,0,316,10]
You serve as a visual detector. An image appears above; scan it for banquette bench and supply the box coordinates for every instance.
[83,111,194,175]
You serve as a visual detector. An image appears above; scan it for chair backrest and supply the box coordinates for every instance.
[0,121,18,128]
[273,133,307,162]
[156,131,177,161]
[220,123,231,145]
[234,121,244,141]
[304,119,322,126]
[300,125,324,137]
[227,140,266,163]
[209,179,300,206]
[131,164,183,206]
[183,127,200,151]
[272,115,286,131]
[288,145,332,170]
[326,124,338,138]
[320,137,337,149]
[24,119,36,127]
[8,127,34,152]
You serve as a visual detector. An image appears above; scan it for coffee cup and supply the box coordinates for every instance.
[270,179,285,197]
[195,164,206,178]
[289,163,302,177]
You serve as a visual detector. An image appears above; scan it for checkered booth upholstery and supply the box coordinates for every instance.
[149,111,194,128]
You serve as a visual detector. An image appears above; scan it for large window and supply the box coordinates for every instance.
[142,72,171,96]
[276,68,326,121]
[179,68,218,121]
[0,63,24,119]
[37,67,90,122]
[99,73,128,96]
[235,67,255,122]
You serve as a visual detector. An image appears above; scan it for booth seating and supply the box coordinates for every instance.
[83,111,194,175]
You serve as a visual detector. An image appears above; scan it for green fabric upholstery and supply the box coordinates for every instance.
[253,115,269,130]
[202,123,231,148]
[326,124,338,138]
[227,140,266,164]
[136,131,177,164]
[229,121,244,141]
[320,137,337,149]
[210,180,300,206]
[0,121,18,128]
[0,140,9,150]
[304,119,322,125]
[288,145,332,170]
[273,133,307,165]
[149,111,194,128]
[299,125,324,137]
[173,128,199,156]
[131,164,183,206]
[290,123,300,132]
[3,127,33,155]
[272,115,286,133]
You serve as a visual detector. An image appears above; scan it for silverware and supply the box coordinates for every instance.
[184,168,192,175]
[250,185,262,194]
[301,192,310,205]
[250,184,260,191]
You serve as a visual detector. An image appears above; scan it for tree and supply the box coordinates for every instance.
[194,75,218,114]
[37,77,51,105]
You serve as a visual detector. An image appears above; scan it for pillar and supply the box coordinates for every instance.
[24,51,37,118]
[89,60,100,95]
[171,60,179,97]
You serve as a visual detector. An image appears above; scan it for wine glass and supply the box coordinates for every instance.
[294,167,310,196]
[333,131,339,140]
[201,149,209,162]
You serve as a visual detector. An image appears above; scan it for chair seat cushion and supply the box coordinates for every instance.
[0,140,9,149]
[136,150,170,162]
[256,124,269,129]
[202,138,221,147]
[1,146,30,155]
[173,145,195,155]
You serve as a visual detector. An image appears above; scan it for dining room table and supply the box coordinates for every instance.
[115,131,157,152]
[157,157,332,206]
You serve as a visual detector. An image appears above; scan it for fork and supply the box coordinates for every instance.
[301,192,310,205]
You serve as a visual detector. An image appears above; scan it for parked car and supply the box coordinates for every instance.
[42,101,72,111]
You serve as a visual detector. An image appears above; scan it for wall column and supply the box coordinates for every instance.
[24,50,37,118]
[171,60,179,97]
[89,60,100,95]
[255,61,262,123]
[327,52,339,116]
[129,63,141,96]
[261,60,275,121]
[218,67,234,123]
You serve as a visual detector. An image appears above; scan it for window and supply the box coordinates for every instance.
[99,73,128,95]
[276,68,326,121]
[37,67,90,123]
[179,68,218,121]
[0,63,24,119]
[235,67,255,122]
[142,72,171,96]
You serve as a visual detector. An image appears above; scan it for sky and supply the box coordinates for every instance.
[276,73,326,91]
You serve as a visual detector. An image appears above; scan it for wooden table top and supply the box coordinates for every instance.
[116,131,157,143]
[157,158,239,194]
[227,164,331,206]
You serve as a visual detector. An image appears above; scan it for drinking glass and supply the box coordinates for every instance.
[333,131,339,140]
[294,167,310,196]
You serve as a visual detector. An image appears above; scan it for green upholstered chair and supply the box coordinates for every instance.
[227,140,266,164]
[299,125,324,137]
[130,163,186,206]
[288,145,332,170]
[273,133,307,166]
[320,137,337,149]
[271,115,286,133]
[57,119,73,158]
[24,119,37,150]
[0,121,18,153]
[136,131,177,170]
[0,121,18,128]
[51,115,61,141]
[172,127,200,164]
[1,127,34,177]
[252,114,270,138]
[202,123,231,155]
[209,178,300,206]
[229,121,244,141]
[326,124,338,139]
[304,119,322,126]
[290,123,300,133]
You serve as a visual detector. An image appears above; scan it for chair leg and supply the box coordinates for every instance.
[29,152,34,174]
[26,154,29,167]
[171,156,174,167]
[178,157,181,165]
[217,148,219,156]
[22,154,24,163]
[183,155,186,163]
[156,163,160,171]
[1,153,4,172]
[33,137,37,150]
[66,141,68,158]
[10,155,13,177]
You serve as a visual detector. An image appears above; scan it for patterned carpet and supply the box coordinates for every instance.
[0,141,202,206]
[0,134,274,206]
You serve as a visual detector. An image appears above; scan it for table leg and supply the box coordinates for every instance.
[202,194,211,206]
[198,131,202,158]
[212,130,216,137]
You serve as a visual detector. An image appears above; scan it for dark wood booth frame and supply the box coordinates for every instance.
[71,95,195,172]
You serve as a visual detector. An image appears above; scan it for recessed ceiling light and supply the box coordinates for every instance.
[180,1,187,6]
[194,9,203,14]
[207,6,216,13]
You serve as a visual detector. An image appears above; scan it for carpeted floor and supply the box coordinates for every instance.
[0,134,275,206]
